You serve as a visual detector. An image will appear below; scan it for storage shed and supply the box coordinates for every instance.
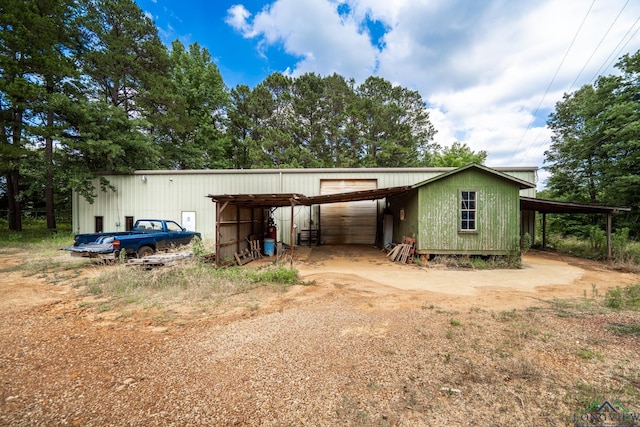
[385,164,536,256]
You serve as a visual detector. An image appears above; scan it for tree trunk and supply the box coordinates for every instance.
[7,108,23,231]
[7,169,22,232]
[45,108,57,232]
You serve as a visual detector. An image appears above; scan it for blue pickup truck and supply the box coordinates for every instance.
[63,219,201,260]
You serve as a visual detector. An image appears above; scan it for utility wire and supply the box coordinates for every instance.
[590,15,640,83]
[567,0,631,93]
[507,0,597,165]
[518,1,640,167]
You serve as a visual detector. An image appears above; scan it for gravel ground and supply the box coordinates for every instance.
[1,249,640,426]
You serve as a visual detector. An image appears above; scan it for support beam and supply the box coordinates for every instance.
[542,213,547,249]
[215,202,221,267]
[606,213,612,259]
[290,201,295,269]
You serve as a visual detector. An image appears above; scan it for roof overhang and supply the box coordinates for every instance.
[521,197,631,214]
[207,186,413,208]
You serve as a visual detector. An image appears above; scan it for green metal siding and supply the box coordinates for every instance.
[417,169,521,255]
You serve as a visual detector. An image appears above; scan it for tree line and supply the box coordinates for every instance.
[1,0,487,232]
[544,50,640,238]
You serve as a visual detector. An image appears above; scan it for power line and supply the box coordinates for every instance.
[567,0,631,93]
[507,0,597,165]
[589,14,640,83]
[517,1,640,167]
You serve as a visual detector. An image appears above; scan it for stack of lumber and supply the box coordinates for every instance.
[386,237,416,264]
[127,251,193,268]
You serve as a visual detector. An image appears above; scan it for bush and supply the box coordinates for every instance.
[604,285,640,311]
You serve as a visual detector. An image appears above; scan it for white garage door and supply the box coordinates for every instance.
[320,179,378,245]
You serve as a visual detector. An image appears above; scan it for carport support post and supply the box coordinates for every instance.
[606,213,612,259]
[290,201,295,268]
[542,213,547,249]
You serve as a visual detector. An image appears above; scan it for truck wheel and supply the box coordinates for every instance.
[137,246,154,258]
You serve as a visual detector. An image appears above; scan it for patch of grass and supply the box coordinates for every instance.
[607,323,640,336]
[603,285,640,311]
[88,283,103,296]
[494,309,520,321]
[449,319,462,327]
[577,348,604,361]
[431,254,521,270]
[0,220,73,245]
[570,382,607,411]
[547,297,604,318]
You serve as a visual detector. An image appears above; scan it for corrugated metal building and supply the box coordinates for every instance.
[72,166,538,249]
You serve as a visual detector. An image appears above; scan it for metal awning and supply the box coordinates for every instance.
[207,186,412,208]
[521,197,631,214]
[521,197,631,258]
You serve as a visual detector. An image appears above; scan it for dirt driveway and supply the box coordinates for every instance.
[287,246,639,310]
[1,247,639,426]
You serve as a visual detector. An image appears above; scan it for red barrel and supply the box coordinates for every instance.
[268,225,277,240]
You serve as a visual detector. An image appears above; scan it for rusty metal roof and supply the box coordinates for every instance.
[207,186,412,208]
[520,197,631,214]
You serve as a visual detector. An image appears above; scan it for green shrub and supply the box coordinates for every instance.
[521,232,532,255]
[604,285,640,311]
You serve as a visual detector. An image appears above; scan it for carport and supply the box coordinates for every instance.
[520,197,631,258]
[207,186,412,267]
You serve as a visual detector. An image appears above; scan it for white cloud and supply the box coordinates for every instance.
[225,5,255,37]
[227,0,640,185]
[227,0,378,79]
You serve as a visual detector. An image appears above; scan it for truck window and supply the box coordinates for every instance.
[166,221,183,232]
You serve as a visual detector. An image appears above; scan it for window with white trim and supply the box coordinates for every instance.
[460,191,476,231]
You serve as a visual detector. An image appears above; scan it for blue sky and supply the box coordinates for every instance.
[137,0,640,187]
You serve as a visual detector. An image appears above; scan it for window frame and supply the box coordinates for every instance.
[459,190,478,233]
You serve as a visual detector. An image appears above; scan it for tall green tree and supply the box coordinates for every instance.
[249,73,298,168]
[158,40,230,169]
[291,72,328,167]
[0,0,83,231]
[545,50,640,236]
[227,84,254,169]
[356,77,436,167]
[56,0,171,204]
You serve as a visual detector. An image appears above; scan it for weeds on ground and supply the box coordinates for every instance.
[87,262,300,308]
[603,284,640,310]
[430,254,521,269]
[547,229,640,270]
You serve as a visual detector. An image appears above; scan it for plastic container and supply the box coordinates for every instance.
[263,238,275,256]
